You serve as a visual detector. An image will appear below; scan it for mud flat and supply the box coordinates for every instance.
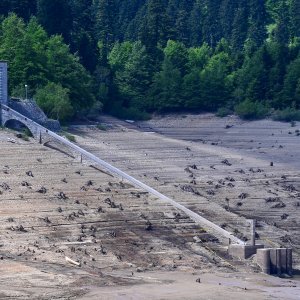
[0,111,299,299]
[71,114,300,268]
[139,113,300,169]
[0,129,252,299]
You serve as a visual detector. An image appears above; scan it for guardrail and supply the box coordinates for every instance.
[1,104,245,245]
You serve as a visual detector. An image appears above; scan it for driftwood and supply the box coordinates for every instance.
[65,256,81,267]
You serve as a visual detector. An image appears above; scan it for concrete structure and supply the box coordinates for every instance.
[0,62,60,134]
[256,249,271,274]
[1,105,41,137]
[229,244,264,259]
[0,62,8,125]
[229,219,264,259]
[257,248,293,276]
[8,98,60,132]
[0,62,8,106]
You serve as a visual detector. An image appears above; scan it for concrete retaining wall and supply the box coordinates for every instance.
[229,244,264,259]
[257,248,293,276]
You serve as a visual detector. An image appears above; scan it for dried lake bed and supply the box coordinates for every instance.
[0,113,299,299]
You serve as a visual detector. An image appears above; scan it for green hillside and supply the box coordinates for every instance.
[0,0,299,120]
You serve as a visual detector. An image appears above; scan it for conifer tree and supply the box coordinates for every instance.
[148,58,182,111]
[247,0,267,50]
[201,0,221,47]
[37,0,72,43]
[94,0,116,48]
[10,0,37,21]
[141,0,169,48]
[235,46,270,103]
[289,0,300,40]
[219,0,238,41]
[115,41,151,109]
[189,1,203,45]
[231,0,249,52]
[278,54,300,108]
[70,0,97,71]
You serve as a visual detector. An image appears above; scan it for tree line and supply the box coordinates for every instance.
[0,0,299,121]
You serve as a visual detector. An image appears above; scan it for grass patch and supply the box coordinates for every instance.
[64,133,76,142]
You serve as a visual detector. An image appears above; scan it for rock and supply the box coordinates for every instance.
[26,171,34,177]
[145,220,153,231]
[0,182,10,190]
[180,185,201,195]
[37,186,47,194]
[57,192,68,200]
[238,193,248,199]
[271,202,286,209]
[221,159,232,166]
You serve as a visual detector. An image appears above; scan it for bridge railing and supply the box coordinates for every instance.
[1,103,245,245]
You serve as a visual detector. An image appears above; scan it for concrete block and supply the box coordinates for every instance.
[280,248,287,274]
[270,248,293,276]
[276,248,282,276]
[258,248,293,276]
[256,248,271,274]
[229,244,264,259]
[270,248,277,274]
[287,248,293,276]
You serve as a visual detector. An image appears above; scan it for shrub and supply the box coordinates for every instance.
[110,103,151,121]
[216,107,232,118]
[97,124,107,131]
[272,107,300,122]
[235,99,269,120]
[35,82,73,121]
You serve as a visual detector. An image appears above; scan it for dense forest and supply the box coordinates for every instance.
[0,0,299,121]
